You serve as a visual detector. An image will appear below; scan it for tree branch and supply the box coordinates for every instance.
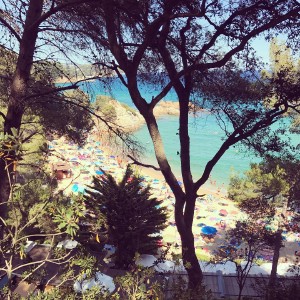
[31,0,99,29]
[0,111,7,121]
[127,154,161,171]
[23,76,101,102]
[0,15,22,43]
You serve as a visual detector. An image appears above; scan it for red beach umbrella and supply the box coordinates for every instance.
[219,209,228,216]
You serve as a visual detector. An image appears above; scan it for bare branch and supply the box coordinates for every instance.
[23,76,101,102]
[127,154,161,171]
[31,0,99,29]
[0,15,21,43]
[21,131,39,144]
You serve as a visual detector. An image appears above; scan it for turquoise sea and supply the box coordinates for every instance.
[134,113,258,187]
[78,78,283,187]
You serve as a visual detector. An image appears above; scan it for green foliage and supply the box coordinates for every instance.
[70,248,99,280]
[85,165,168,268]
[113,264,164,300]
[0,128,23,162]
[8,175,55,232]
[0,47,94,146]
[228,158,300,210]
[93,95,117,121]
[253,277,300,300]
[263,39,300,136]
[0,47,17,105]
[53,196,86,237]
[169,275,211,300]
[29,88,94,146]
[228,161,289,205]
[27,286,111,300]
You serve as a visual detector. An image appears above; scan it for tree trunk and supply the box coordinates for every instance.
[175,195,203,288]
[268,230,282,290]
[0,0,43,238]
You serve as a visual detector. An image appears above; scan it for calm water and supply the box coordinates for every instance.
[79,77,178,106]
[134,113,259,186]
[77,78,295,187]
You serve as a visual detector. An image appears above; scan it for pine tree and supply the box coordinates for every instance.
[85,165,168,268]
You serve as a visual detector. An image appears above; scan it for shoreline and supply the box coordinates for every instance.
[48,134,299,263]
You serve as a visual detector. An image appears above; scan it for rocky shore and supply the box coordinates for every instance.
[96,99,180,133]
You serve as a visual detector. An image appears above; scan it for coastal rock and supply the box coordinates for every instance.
[95,99,180,133]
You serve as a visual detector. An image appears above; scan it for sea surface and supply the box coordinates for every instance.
[134,113,259,187]
[76,78,293,187]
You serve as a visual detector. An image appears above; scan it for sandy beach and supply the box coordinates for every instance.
[48,131,300,266]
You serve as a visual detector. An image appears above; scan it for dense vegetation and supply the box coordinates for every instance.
[0,0,300,298]
[85,166,168,268]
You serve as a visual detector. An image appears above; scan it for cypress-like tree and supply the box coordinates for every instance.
[85,165,168,268]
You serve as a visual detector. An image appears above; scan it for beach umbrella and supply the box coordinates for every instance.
[78,186,85,193]
[135,254,157,267]
[95,273,115,292]
[57,239,78,250]
[74,272,115,293]
[154,261,176,273]
[219,209,228,217]
[201,226,217,235]
[72,184,79,192]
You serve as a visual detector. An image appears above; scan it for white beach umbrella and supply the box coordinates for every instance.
[57,239,78,249]
[95,272,115,292]
[154,260,176,273]
[135,254,157,267]
[74,272,115,293]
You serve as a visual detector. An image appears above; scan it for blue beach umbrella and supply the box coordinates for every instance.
[201,226,217,235]
[72,184,79,192]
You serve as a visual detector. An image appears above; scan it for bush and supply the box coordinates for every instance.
[85,165,168,268]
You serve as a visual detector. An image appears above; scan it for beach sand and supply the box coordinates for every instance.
[48,133,300,264]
